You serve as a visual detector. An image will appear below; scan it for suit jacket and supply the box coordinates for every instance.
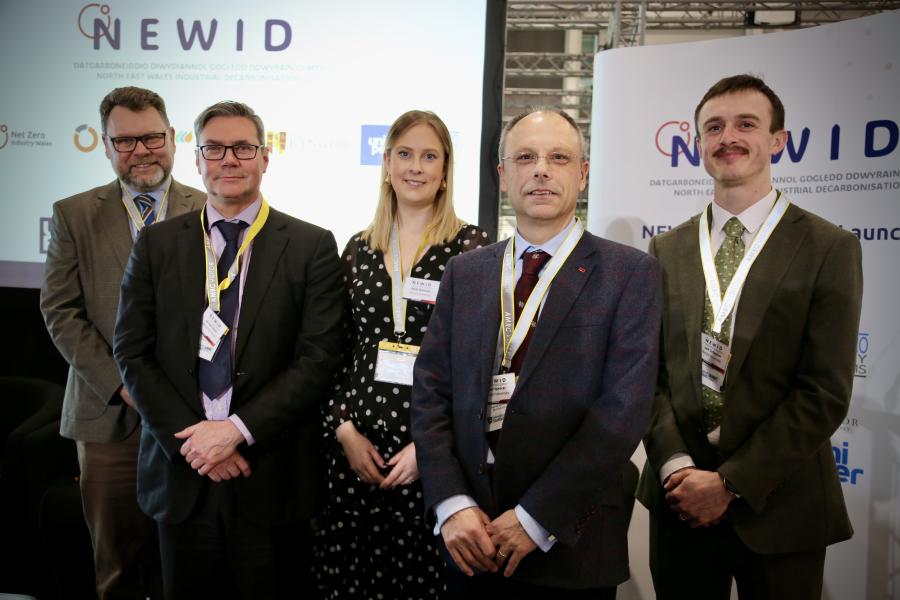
[40,179,205,443]
[411,231,662,589]
[635,202,863,554]
[112,206,344,525]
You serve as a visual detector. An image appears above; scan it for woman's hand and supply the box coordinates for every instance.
[336,421,386,485]
[381,442,419,489]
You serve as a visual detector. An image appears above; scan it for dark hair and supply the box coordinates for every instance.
[193,101,265,145]
[694,74,785,135]
[498,107,588,162]
[99,87,169,135]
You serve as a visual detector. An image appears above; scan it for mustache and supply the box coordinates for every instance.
[713,145,748,158]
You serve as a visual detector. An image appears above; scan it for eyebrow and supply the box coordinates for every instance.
[200,139,257,145]
[395,145,442,154]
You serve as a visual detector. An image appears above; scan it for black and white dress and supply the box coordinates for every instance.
[315,224,489,600]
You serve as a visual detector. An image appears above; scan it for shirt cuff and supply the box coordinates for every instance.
[433,495,478,536]
[228,414,255,446]
[515,505,557,552]
[660,453,695,484]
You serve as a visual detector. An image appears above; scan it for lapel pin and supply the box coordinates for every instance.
[577,266,586,273]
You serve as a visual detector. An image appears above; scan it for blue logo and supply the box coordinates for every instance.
[360,125,388,166]
[833,440,864,485]
[855,332,869,378]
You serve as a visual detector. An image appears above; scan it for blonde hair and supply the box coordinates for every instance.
[362,110,464,252]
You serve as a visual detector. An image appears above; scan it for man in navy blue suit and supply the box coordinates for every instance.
[411,108,662,598]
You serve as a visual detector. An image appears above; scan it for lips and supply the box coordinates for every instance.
[527,188,556,197]
[403,179,426,188]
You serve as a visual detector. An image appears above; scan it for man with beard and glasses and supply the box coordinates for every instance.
[636,74,863,599]
[41,86,204,600]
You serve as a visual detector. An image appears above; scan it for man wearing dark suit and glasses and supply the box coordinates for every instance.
[114,101,343,599]
[636,74,864,599]
[41,86,205,599]
[411,108,662,598]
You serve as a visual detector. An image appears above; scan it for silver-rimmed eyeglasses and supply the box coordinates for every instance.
[501,151,580,167]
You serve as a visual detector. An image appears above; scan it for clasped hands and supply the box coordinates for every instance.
[335,421,418,489]
[441,507,537,578]
[175,420,251,482]
[664,467,734,528]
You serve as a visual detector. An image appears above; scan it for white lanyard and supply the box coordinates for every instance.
[120,181,171,232]
[202,198,270,313]
[388,222,428,340]
[495,219,584,372]
[699,192,789,333]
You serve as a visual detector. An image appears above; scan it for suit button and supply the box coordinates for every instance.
[477,409,484,420]
[478,463,486,475]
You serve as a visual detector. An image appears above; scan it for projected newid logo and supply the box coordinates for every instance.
[78,3,292,51]
[74,124,99,152]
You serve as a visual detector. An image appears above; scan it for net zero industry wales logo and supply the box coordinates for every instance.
[74,124,99,152]
[0,124,8,150]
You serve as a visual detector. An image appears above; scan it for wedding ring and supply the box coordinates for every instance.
[679,513,688,521]
[496,550,508,559]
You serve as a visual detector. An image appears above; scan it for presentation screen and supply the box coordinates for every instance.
[0,0,496,287]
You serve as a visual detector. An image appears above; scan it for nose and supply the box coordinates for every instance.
[720,123,741,145]
[409,155,423,173]
[221,147,241,165]
[132,139,152,155]
[531,156,551,179]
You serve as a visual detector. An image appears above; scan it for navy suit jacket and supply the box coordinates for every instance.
[411,231,662,589]
[113,206,344,525]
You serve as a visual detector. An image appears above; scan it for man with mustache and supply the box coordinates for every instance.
[114,101,343,598]
[412,108,662,597]
[636,74,863,599]
[41,86,205,599]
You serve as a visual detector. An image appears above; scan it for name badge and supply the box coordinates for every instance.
[700,332,730,391]
[374,340,420,386]
[198,305,229,362]
[487,372,516,432]
[402,277,440,305]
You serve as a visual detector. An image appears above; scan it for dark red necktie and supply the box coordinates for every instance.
[510,250,551,375]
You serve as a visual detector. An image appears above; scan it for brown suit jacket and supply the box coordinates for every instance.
[40,179,205,443]
[636,201,863,554]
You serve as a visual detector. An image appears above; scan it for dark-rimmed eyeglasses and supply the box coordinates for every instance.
[197,144,263,160]
[501,151,580,167]
[107,132,168,152]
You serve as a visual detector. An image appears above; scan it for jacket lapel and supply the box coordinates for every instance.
[726,205,806,386]
[97,181,134,271]
[478,244,505,397]
[514,235,593,391]
[166,180,198,218]
[235,213,288,364]
[675,216,707,412]
[176,215,206,358]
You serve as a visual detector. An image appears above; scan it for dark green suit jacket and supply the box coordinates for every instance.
[636,201,863,554]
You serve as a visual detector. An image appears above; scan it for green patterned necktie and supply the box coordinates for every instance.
[701,216,745,433]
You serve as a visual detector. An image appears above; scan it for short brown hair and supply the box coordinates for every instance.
[99,87,169,135]
[193,101,265,145]
[695,74,785,135]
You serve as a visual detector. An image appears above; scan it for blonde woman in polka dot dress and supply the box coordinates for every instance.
[315,110,489,599]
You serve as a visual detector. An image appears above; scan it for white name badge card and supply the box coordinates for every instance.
[198,306,229,362]
[402,277,440,304]
[374,341,420,386]
[700,332,730,391]
[487,373,516,432]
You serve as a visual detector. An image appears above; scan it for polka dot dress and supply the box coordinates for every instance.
[315,224,489,600]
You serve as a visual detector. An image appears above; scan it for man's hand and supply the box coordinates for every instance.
[380,442,418,489]
[206,450,252,482]
[119,386,135,409]
[175,420,245,474]
[486,509,538,577]
[336,421,386,485]
[664,468,734,527]
[440,507,498,577]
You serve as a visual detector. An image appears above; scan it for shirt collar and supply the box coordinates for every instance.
[122,176,171,204]
[205,196,262,231]
[514,218,577,260]
[711,187,777,235]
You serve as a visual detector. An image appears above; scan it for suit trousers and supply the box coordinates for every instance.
[157,478,313,600]
[77,425,162,600]
[446,568,616,600]
[649,509,825,600]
